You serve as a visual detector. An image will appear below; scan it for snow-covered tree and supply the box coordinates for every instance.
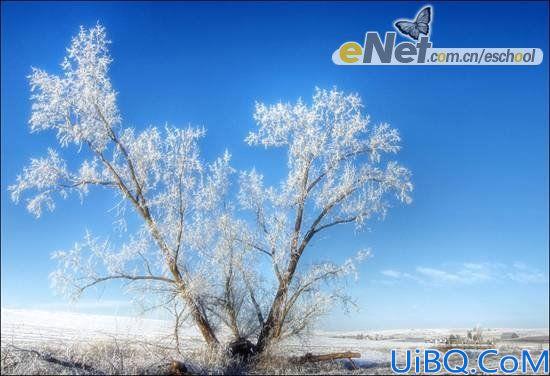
[241,88,413,351]
[10,24,413,355]
[9,24,234,347]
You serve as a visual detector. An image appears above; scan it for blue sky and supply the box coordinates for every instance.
[1,1,548,330]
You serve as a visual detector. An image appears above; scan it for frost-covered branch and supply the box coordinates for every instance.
[11,24,236,347]
[244,88,413,351]
[12,23,413,353]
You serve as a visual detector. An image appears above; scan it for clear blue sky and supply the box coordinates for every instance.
[1,1,548,330]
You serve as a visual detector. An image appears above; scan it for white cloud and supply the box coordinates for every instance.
[381,270,402,278]
[416,267,462,283]
[512,261,527,270]
[505,262,546,284]
[507,271,546,284]
[380,269,416,280]
[379,262,547,286]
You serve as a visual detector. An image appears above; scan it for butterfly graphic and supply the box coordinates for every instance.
[394,6,432,41]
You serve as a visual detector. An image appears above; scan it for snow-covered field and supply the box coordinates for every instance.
[2,309,175,345]
[1,308,548,374]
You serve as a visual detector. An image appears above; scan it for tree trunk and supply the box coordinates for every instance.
[190,305,219,346]
[255,285,287,353]
[256,168,315,353]
[256,252,301,352]
[171,263,220,347]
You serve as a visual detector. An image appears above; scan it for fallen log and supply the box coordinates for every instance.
[7,345,104,374]
[291,351,361,364]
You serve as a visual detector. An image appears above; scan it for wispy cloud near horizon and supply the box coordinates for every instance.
[380,262,548,286]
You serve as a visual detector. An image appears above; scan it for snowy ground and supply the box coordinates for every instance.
[1,308,548,374]
[1,309,183,345]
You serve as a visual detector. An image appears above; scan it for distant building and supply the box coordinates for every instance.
[501,332,519,340]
